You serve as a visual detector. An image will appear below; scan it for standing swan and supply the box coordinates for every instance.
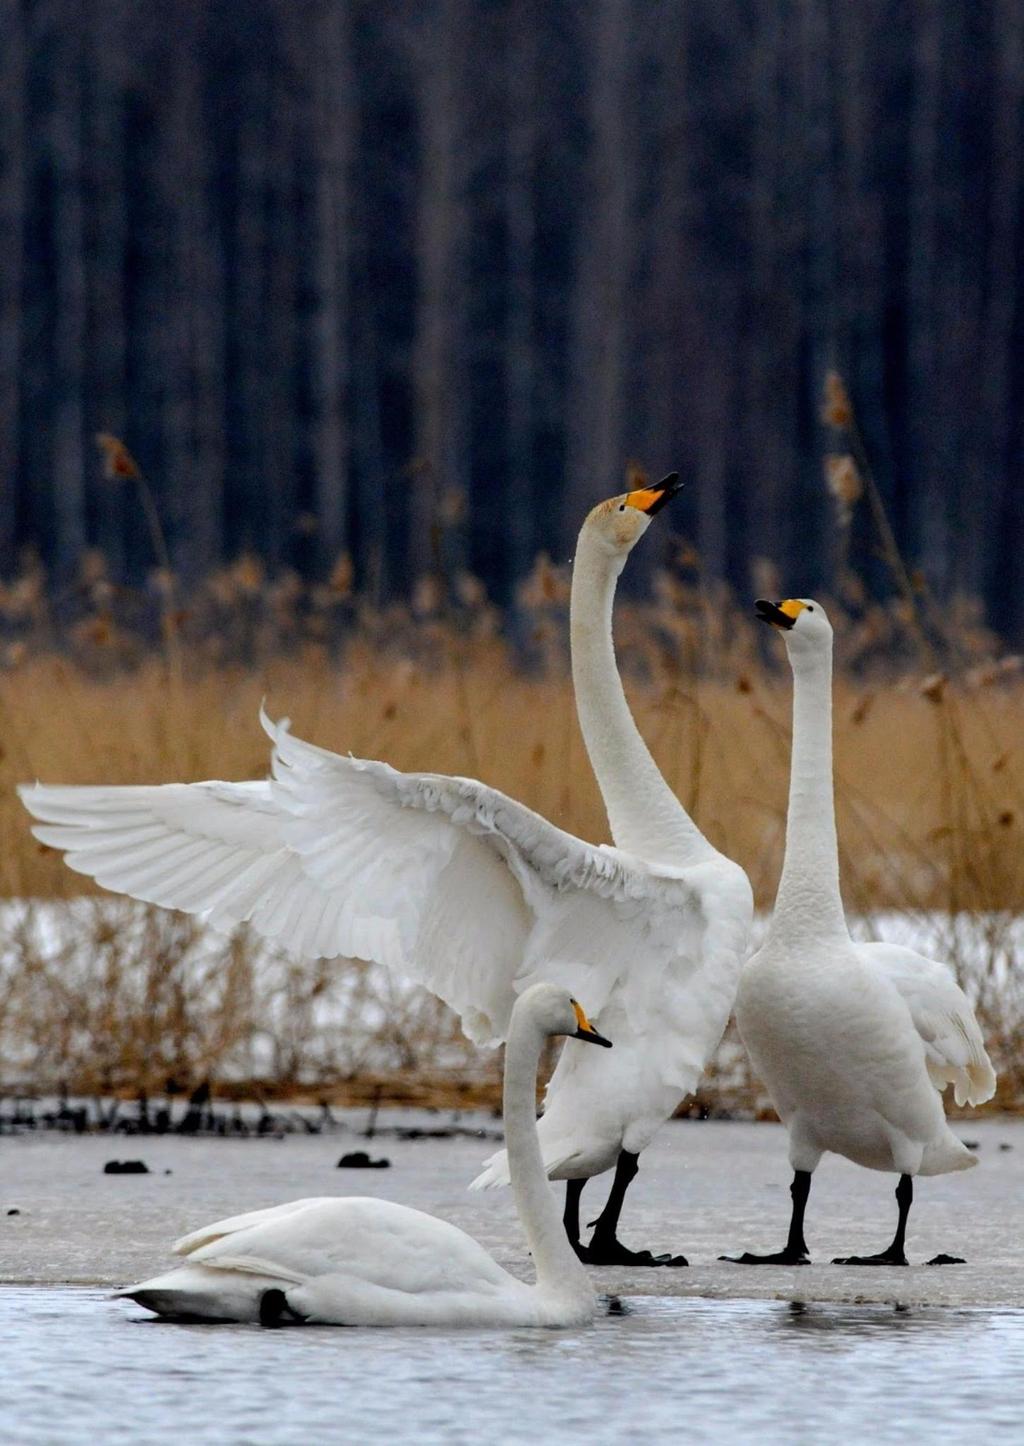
[723,598,995,1267]
[19,476,752,1266]
[120,985,610,1327]
[472,480,753,1263]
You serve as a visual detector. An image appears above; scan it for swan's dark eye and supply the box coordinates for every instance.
[807,605,815,612]
[618,504,625,512]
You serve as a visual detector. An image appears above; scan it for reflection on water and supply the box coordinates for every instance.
[772,1295,982,1342]
[2,1288,1023,1445]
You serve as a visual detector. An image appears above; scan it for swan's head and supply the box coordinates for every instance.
[754,597,833,655]
[583,473,683,558]
[515,982,613,1047]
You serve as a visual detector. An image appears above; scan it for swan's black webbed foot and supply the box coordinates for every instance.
[926,1253,966,1266]
[722,1170,813,1265]
[831,1248,909,1266]
[835,1175,914,1266]
[582,1236,688,1268]
[574,1151,689,1266]
[719,1248,811,1265]
[834,1175,921,1266]
[259,1288,307,1327]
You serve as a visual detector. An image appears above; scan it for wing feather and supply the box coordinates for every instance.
[860,942,997,1106]
[19,711,703,1046]
[174,1198,330,1256]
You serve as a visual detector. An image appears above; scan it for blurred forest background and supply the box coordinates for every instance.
[3,0,1024,631]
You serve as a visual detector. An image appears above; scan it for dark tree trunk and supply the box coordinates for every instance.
[84,0,130,572]
[50,9,88,573]
[566,0,633,539]
[411,0,470,585]
[906,0,946,584]
[503,0,539,589]
[0,1,26,563]
[162,13,224,578]
[310,0,353,569]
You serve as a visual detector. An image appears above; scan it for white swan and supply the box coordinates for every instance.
[119,984,609,1326]
[19,475,752,1266]
[471,479,753,1263]
[723,597,996,1267]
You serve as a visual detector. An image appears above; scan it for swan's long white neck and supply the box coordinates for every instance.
[768,638,849,944]
[503,1012,592,1310]
[570,526,714,867]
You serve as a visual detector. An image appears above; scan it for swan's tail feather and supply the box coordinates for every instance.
[954,1056,998,1109]
[116,1268,239,1321]
[116,1263,280,1321]
[119,1286,237,1322]
[469,1135,589,1190]
[919,1131,978,1177]
[469,1149,510,1191]
[929,1056,997,1108]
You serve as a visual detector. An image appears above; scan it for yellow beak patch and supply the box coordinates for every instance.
[778,599,807,621]
[571,999,597,1034]
[623,487,665,514]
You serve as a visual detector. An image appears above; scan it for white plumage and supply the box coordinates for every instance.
[19,479,753,1261]
[23,707,712,1043]
[120,1197,537,1327]
[858,941,995,1109]
[469,489,752,1248]
[727,597,995,1266]
[118,985,607,1327]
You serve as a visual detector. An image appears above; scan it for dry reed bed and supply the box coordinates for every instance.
[4,627,1024,913]
[1,613,1023,1106]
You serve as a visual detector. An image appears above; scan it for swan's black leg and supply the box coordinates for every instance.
[563,1178,586,1259]
[581,1151,688,1267]
[720,1169,812,1264]
[833,1173,913,1265]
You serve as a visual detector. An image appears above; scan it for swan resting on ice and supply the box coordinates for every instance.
[722,597,995,1267]
[119,984,610,1328]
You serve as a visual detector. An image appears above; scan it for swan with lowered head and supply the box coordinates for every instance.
[119,985,610,1326]
[723,597,995,1266]
[19,475,752,1266]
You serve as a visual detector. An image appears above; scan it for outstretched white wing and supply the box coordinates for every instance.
[20,710,702,1045]
[859,941,997,1106]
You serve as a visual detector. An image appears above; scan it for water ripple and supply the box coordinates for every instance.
[2,1288,1023,1445]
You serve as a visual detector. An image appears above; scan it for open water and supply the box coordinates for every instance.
[1,1287,1022,1445]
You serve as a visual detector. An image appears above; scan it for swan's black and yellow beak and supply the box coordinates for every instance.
[755,598,805,630]
[571,999,612,1048]
[624,472,682,517]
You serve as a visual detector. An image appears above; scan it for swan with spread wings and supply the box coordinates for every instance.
[20,476,752,1265]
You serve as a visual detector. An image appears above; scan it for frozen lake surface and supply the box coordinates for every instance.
[3,1287,1024,1445]
[3,1116,1022,1306]
[3,1116,1024,1442]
